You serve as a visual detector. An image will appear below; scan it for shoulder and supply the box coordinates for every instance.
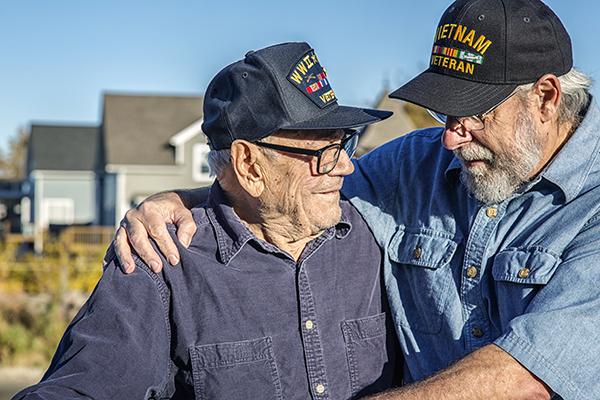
[103,243,170,296]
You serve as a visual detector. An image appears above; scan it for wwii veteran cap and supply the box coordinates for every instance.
[202,42,392,150]
[390,0,573,117]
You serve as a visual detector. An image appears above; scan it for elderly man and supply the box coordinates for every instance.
[117,1,599,399]
[14,43,400,400]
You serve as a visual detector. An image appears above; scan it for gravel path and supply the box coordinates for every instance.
[0,368,43,400]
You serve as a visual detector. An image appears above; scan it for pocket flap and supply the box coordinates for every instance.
[191,336,274,369]
[389,229,457,269]
[341,313,386,341]
[492,248,561,284]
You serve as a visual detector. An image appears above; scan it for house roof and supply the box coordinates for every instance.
[102,93,204,166]
[27,124,100,172]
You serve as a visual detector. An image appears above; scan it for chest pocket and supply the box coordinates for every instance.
[491,247,561,324]
[388,229,457,334]
[189,336,283,400]
[341,313,388,397]
[492,247,561,284]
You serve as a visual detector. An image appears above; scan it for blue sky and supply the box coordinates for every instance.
[0,0,598,151]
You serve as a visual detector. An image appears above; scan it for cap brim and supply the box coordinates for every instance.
[283,105,392,131]
[389,70,517,117]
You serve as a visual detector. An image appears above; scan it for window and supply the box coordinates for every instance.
[193,144,211,182]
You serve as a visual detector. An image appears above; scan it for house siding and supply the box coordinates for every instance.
[31,171,96,227]
[107,131,213,225]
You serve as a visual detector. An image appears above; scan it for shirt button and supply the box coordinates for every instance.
[412,246,423,260]
[315,384,326,394]
[518,267,530,279]
[466,266,478,279]
[472,327,485,338]
[305,320,314,330]
[486,207,498,218]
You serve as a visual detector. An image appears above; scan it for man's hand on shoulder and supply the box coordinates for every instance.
[114,190,198,273]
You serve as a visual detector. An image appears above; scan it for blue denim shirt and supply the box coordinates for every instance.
[14,183,399,400]
[342,99,600,399]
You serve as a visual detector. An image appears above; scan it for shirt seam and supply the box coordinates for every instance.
[131,254,174,397]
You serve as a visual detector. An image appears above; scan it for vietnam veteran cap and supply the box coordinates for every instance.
[202,42,392,150]
[390,0,573,117]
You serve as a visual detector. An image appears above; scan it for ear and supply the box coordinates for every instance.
[533,74,561,123]
[230,140,266,197]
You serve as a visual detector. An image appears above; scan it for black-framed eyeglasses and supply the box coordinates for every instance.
[253,129,360,175]
[427,90,518,131]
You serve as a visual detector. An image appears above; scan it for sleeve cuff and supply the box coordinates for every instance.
[494,331,581,400]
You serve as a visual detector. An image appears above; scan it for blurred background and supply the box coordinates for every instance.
[0,0,597,397]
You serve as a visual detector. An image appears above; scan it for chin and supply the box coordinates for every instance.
[316,204,342,230]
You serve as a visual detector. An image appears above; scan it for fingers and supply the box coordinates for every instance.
[123,211,165,273]
[114,226,135,273]
[112,190,193,273]
[145,216,181,266]
[173,208,197,248]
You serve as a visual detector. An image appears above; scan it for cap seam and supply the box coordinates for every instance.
[250,52,295,124]
[501,0,508,82]
[546,5,568,72]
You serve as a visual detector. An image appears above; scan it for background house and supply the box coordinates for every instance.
[100,93,212,226]
[22,93,214,252]
[25,124,101,251]
[356,90,440,156]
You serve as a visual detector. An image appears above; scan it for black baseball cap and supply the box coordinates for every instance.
[202,42,392,150]
[390,0,573,117]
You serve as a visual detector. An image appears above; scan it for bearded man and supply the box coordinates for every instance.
[116,0,598,399]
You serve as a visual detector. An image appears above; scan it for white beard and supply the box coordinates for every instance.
[455,111,544,205]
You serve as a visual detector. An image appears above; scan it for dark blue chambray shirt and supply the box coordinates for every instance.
[342,99,600,399]
[14,183,399,400]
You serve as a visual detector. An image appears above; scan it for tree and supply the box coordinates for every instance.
[0,127,29,180]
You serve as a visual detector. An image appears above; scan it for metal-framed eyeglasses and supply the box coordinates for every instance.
[253,129,360,175]
[427,90,518,131]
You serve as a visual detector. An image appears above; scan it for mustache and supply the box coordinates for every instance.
[454,143,495,163]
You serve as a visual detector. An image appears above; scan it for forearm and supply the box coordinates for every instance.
[366,345,551,400]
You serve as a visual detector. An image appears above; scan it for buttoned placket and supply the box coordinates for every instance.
[461,202,506,351]
[295,229,335,399]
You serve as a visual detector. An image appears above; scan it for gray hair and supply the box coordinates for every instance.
[207,149,232,178]
[207,142,280,178]
[517,67,592,125]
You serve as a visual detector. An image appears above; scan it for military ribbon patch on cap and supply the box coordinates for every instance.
[287,50,337,109]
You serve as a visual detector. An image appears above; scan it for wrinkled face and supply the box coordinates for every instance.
[258,129,355,236]
[444,93,545,205]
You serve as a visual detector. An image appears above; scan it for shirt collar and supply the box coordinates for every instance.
[540,97,600,202]
[443,98,600,202]
[206,181,352,265]
[445,153,463,180]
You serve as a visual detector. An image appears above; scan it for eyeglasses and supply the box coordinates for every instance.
[253,129,360,175]
[428,90,518,131]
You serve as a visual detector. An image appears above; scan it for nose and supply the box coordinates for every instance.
[442,119,474,151]
[329,149,355,176]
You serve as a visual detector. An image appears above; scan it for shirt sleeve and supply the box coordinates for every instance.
[494,214,600,400]
[342,137,406,247]
[13,246,172,400]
